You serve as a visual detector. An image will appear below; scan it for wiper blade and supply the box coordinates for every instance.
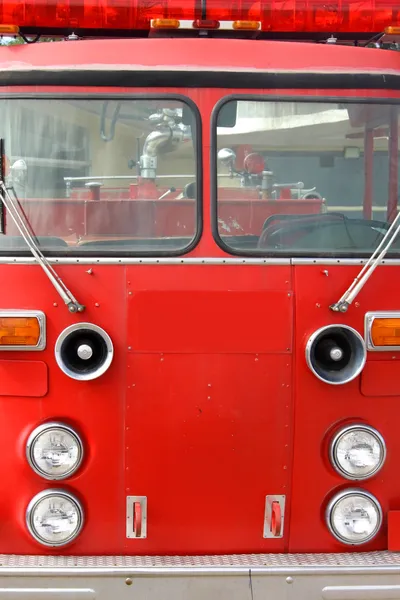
[0,180,85,314]
[330,211,400,313]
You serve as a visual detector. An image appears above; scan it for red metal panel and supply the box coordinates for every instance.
[125,352,292,554]
[128,289,292,353]
[290,264,400,553]
[388,511,400,551]
[0,360,48,397]
[361,361,400,397]
[2,39,400,77]
[125,263,293,553]
[0,264,127,555]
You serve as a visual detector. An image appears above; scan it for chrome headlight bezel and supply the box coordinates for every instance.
[330,424,386,481]
[26,489,84,547]
[326,488,383,546]
[26,422,84,480]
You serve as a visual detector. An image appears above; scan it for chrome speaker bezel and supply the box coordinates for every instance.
[55,323,113,381]
[306,324,366,385]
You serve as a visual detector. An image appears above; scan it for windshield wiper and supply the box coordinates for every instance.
[0,180,85,314]
[330,211,400,313]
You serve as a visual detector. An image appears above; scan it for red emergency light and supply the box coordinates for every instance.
[0,0,399,33]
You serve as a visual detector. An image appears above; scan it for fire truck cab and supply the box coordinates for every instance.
[0,1,400,598]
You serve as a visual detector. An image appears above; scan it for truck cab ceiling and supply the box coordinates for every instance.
[305,325,366,385]
[55,323,113,381]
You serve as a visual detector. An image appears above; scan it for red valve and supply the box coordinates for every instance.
[133,501,142,537]
[270,501,282,537]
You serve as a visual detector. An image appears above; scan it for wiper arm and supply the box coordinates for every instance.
[0,180,85,314]
[330,211,400,313]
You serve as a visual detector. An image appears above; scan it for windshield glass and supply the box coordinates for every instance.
[215,99,400,256]
[0,98,198,254]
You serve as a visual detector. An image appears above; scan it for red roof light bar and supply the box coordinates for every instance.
[0,0,399,33]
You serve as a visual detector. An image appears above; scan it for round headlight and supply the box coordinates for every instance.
[26,423,83,480]
[330,424,386,480]
[26,489,84,547]
[326,489,382,545]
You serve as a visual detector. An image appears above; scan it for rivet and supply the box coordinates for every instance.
[53,302,58,307]
[316,303,321,308]
[95,302,100,307]
[286,576,293,584]
[125,578,133,586]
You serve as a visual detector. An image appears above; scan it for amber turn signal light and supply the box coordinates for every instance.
[370,317,400,348]
[0,24,19,34]
[0,317,40,347]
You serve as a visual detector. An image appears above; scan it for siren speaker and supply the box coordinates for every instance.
[306,324,366,385]
[55,323,113,381]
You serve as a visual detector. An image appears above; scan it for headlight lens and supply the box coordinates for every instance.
[326,489,382,545]
[26,422,83,480]
[26,489,84,546]
[330,424,386,480]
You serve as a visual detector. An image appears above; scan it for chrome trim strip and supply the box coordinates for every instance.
[293,259,400,265]
[26,422,84,481]
[0,310,46,351]
[0,257,291,265]
[1,552,400,575]
[3,256,400,266]
[365,311,400,352]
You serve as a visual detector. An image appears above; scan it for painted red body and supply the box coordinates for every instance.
[0,38,399,557]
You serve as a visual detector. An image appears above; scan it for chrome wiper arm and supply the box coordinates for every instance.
[330,210,400,313]
[0,181,85,313]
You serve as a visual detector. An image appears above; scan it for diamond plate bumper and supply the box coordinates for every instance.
[1,552,400,599]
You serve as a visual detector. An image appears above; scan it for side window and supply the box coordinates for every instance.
[215,98,399,257]
[0,97,199,254]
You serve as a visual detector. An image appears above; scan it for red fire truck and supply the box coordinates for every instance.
[1,0,400,597]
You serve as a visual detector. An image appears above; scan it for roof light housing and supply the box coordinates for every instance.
[1,0,399,34]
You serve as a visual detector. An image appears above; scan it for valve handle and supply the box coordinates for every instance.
[271,500,282,537]
[133,501,142,537]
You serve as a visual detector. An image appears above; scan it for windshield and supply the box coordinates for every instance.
[215,99,400,257]
[0,98,198,254]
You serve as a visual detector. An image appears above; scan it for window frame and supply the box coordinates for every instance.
[211,93,400,259]
[0,92,202,258]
